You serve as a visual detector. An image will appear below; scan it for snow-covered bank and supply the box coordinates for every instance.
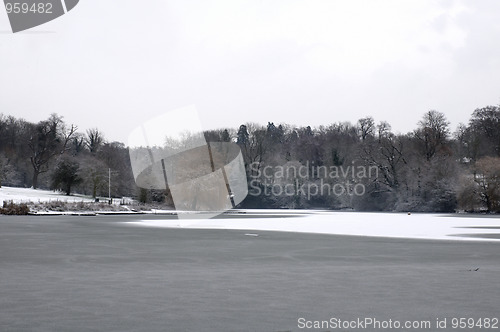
[0,186,95,205]
[127,210,500,242]
[0,186,140,215]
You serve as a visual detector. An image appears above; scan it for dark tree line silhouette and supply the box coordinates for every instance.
[0,113,135,199]
[0,106,499,212]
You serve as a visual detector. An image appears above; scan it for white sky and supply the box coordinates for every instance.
[1,0,500,143]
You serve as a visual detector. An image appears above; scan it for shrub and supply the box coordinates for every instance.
[0,201,30,215]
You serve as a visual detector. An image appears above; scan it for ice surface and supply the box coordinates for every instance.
[128,210,500,242]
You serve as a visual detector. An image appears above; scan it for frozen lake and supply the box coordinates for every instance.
[1,214,499,331]
[128,210,500,242]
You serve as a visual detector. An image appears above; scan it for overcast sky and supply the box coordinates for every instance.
[1,0,500,143]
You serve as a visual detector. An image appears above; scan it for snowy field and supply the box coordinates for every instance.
[128,210,500,242]
[0,186,95,205]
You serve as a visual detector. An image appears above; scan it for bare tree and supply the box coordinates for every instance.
[357,116,375,141]
[414,110,450,160]
[361,130,407,192]
[0,154,7,188]
[86,128,104,154]
[377,121,392,141]
[236,123,267,174]
[71,133,86,155]
[469,106,500,157]
[474,156,500,212]
[28,114,77,189]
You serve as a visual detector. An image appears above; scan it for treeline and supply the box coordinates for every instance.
[1,106,499,212]
[221,107,500,212]
[0,114,135,199]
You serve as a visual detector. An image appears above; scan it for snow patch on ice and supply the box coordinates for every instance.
[127,211,500,242]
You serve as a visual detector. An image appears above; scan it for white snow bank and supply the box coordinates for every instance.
[0,186,95,205]
[127,211,500,242]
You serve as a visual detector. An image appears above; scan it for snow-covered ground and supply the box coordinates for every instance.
[0,186,137,215]
[128,210,500,242]
[0,186,95,205]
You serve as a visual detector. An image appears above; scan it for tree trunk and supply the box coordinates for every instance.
[32,171,39,189]
[484,193,492,212]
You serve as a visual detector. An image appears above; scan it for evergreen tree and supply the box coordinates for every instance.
[51,158,82,195]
